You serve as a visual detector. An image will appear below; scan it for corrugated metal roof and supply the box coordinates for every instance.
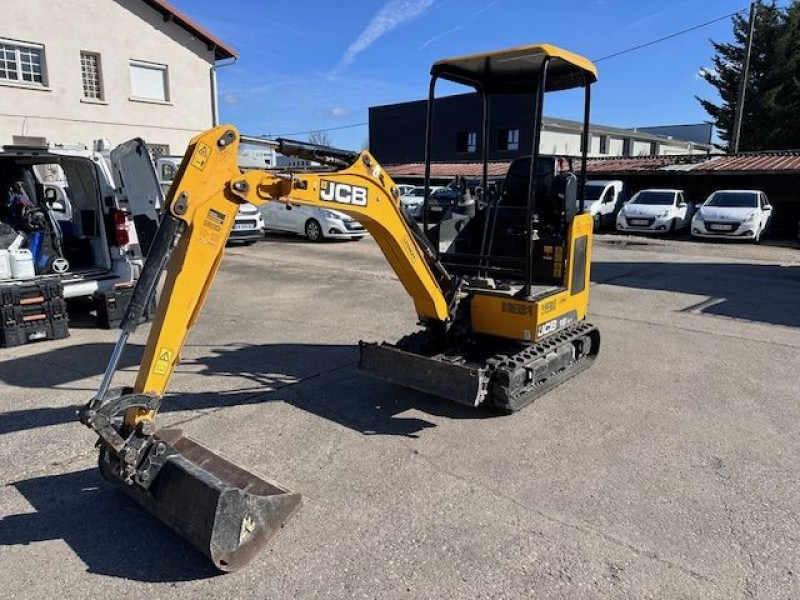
[584,156,696,173]
[386,162,511,178]
[384,151,800,180]
[692,152,800,172]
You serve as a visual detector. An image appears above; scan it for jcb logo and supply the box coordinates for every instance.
[320,180,368,206]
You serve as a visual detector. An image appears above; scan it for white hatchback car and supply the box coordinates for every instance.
[616,189,694,234]
[691,190,772,242]
[229,203,265,245]
[260,202,366,242]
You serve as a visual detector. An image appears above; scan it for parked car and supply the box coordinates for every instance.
[691,190,772,242]
[156,155,182,195]
[0,138,161,299]
[399,186,428,215]
[616,189,694,234]
[583,179,630,230]
[260,201,366,242]
[396,184,417,197]
[229,203,265,245]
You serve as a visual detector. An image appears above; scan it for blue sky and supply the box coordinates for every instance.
[172,0,753,150]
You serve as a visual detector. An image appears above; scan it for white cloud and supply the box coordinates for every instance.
[222,93,240,105]
[418,25,462,51]
[331,0,435,76]
[329,107,348,118]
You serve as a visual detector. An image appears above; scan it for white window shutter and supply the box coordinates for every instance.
[130,61,167,101]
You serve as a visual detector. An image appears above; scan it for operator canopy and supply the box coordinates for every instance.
[431,44,597,93]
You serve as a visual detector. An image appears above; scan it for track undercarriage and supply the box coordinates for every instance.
[360,321,600,413]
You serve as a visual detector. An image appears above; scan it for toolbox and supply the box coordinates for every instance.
[94,286,157,329]
[0,279,69,347]
[0,315,69,347]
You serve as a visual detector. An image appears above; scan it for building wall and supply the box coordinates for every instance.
[0,0,216,152]
[369,93,710,165]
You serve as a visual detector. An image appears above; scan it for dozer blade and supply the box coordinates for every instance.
[99,428,301,572]
[359,341,488,407]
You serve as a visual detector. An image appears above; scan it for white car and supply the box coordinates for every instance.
[260,202,366,242]
[616,189,694,234]
[691,190,772,242]
[229,203,265,245]
[583,179,629,230]
[399,186,427,214]
[396,184,417,197]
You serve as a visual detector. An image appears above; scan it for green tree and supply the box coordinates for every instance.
[697,1,785,151]
[772,3,800,148]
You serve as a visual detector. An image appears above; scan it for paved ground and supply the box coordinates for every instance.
[0,232,798,599]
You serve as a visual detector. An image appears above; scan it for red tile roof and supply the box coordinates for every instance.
[141,0,238,60]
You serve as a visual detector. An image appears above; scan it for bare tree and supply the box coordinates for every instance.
[308,130,332,147]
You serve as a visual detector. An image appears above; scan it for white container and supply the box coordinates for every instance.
[0,249,11,280]
[10,249,35,279]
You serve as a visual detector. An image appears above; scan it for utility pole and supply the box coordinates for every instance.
[731,1,758,154]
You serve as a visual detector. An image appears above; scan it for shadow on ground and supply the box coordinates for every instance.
[592,260,800,328]
[1,467,219,582]
[0,342,497,438]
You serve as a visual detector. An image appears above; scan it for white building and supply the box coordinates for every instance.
[0,0,237,154]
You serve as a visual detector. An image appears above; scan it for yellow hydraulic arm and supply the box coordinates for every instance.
[119,125,454,409]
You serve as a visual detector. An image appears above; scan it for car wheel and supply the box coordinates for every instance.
[351,236,365,242]
[305,219,324,242]
[243,240,257,246]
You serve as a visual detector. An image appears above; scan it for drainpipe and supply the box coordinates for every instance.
[210,57,238,126]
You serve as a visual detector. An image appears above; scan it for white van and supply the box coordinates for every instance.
[583,180,630,230]
[0,138,161,299]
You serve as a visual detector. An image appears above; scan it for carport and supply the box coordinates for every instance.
[584,152,800,237]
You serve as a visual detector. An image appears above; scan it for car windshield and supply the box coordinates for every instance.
[411,188,426,196]
[584,184,605,201]
[705,192,758,208]
[630,191,675,206]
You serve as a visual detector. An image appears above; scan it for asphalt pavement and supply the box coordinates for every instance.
[0,232,798,599]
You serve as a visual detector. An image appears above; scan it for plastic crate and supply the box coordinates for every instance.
[0,315,69,347]
[94,287,157,329]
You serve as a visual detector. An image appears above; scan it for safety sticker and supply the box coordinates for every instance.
[199,208,226,246]
[153,347,173,375]
[190,142,211,171]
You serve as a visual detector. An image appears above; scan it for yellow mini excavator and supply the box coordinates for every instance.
[79,44,600,571]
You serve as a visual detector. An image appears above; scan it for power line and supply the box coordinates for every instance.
[267,121,368,138]
[593,8,749,62]
[260,8,753,137]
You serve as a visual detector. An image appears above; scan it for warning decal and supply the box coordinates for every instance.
[199,208,227,246]
[153,347,174,376]
[190,142,211,171]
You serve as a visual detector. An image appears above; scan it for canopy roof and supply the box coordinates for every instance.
[431,44,597,93]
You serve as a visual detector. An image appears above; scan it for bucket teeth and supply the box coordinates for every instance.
[99,429,301,571]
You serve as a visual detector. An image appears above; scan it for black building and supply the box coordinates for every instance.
[369,93,713,166]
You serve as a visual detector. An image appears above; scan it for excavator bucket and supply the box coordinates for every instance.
[98,429,301,572]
